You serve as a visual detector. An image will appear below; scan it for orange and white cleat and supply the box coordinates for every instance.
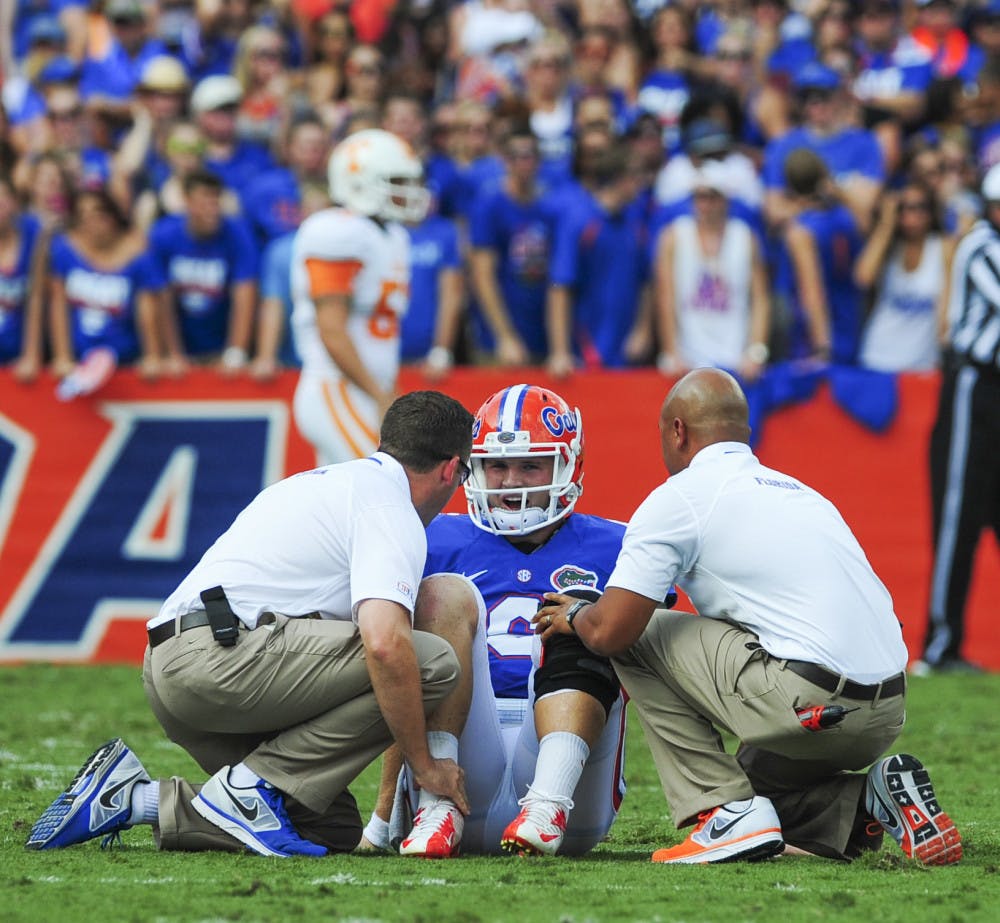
[501,798,569,856]
[865,754,962,865]
[651,796,784,864]
[399,799,463,858]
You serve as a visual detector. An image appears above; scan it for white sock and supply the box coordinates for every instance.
[228,762,262,789]
[527,732,589,806]
[128,780,160,826]
[362,811,391,850]
[416,731,460,810]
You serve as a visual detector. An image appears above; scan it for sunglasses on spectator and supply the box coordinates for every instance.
[351,63,382,76]
[49,107,82,121]
[716,50,751,61]
[110,16,143,27]
[322,26,348,37]
[252,48,284,61]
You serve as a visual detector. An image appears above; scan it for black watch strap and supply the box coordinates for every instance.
[565,599,589,633]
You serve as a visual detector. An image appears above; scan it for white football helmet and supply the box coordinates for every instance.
[327,128,429,223]
[465,384,584,536]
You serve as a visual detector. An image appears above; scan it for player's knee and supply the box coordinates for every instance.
[533,633,620,718]
[414,574,480,638]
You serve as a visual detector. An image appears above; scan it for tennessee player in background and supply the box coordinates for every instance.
[361,385,673,858]
[290,129,429,465]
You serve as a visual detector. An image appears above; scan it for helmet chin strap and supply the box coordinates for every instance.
[487,505,550,533]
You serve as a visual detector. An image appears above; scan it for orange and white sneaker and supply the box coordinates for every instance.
[651,796,784,864]
[399,799,463,858]
[865,754,962,865]
[500,798,570,856]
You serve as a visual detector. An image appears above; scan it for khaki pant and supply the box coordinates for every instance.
[142,615,459,853]
[612,611,906,859]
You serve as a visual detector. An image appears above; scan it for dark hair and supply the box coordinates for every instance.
[783,147,828,197]
[182,168,225,196]
[379,391,473,472]
[74,184,129,231]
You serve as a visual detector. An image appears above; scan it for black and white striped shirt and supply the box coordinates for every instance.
[947,219,1000,372]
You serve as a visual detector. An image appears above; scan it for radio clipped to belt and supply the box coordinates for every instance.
[200,586,240,647]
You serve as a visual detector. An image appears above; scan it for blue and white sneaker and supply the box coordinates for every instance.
[191,767,328,858]
[26,738,149,850]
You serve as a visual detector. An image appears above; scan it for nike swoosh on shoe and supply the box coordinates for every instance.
[98,772,145,811]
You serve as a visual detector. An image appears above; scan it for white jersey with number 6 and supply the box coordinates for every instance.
[290,207,411,464]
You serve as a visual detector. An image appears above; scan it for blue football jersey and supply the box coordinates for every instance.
[424,513,626,699]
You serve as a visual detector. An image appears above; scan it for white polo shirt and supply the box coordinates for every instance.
[608,442,908,682]
[150,452,425,631]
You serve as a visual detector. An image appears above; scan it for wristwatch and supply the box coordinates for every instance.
[564,600,590,633]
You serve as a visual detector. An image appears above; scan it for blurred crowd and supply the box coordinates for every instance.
[2,0,999,385]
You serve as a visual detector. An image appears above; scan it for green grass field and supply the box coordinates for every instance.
[1,664,998,923]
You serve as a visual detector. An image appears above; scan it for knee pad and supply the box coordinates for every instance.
[533,632,620,718]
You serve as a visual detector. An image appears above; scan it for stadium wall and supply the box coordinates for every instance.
[0,369,996,668]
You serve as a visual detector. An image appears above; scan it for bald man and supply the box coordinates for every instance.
[536,369,962,866]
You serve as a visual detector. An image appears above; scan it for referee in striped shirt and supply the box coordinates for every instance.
[917,163,1000,674]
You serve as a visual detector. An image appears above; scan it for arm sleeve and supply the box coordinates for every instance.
[606,483,700,603]
[349,503,427,622]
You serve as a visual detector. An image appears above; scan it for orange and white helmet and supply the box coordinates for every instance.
[466,384,584,536]
[327,128,429,223]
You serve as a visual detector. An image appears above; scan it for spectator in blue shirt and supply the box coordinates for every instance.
[148,169,258,375]
[47,185,160,373]
[763,62,885,233]
[241,114,330,246]
[0,172,45,380]
[4,0,88,69]
[401,205,465,380]
[190,74,277,211]
[776,147,864,364]
[468,124,558,364]
[80,0,170,112]
[547,142,653,377]
[637,4,697,156]
[852,0,933,127]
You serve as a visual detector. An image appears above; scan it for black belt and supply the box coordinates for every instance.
[784,659,905,702]
[147,611,218,648]
[147,610,324,648]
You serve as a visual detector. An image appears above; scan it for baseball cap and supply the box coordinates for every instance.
[981,163,1000,202]
[190,75,243,113]
[105,0,147,20]
[684,119,732,157]
[139,55,190,93]
[27,15,67,46]
[793,62,842,92]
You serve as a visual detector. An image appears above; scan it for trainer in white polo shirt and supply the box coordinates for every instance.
[535,368,962,867]
[153,450,427,632]
[27,391,477,860]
